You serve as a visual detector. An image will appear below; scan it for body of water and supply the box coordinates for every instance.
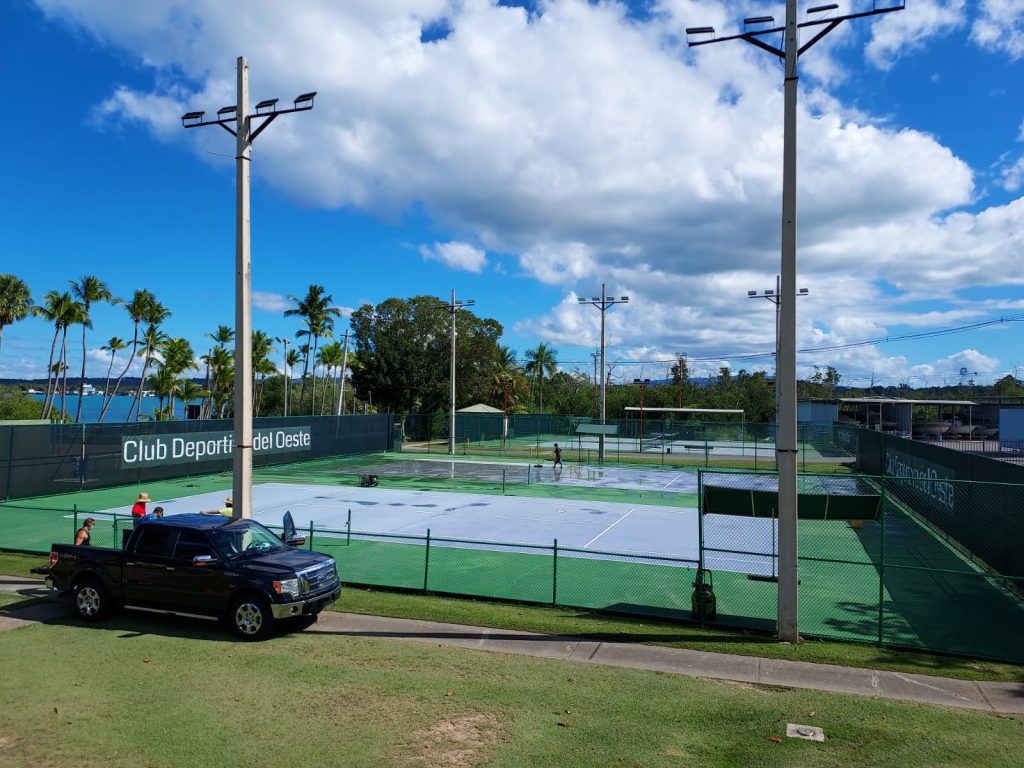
[30,394,195,423]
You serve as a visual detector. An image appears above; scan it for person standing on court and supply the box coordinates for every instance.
[131,492,150,520]
[553,443,563,468]
[74,518,96,546]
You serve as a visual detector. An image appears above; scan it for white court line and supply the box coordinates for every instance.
[661,472,684,492]
[583,508,635,548]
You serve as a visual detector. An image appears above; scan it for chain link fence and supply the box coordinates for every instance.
[3,457,1021,663]
[399,413,858,470]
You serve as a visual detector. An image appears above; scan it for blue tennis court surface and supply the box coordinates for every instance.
[91,481,778,574]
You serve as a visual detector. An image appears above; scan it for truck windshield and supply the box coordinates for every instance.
[209,521,284,561]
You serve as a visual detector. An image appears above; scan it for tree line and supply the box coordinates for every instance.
[3,274,1022,423]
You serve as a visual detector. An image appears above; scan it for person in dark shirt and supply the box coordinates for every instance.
[553,443,563,468]
[74,517,96,546]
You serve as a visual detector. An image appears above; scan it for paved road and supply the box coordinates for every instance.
[3,576,1020,715]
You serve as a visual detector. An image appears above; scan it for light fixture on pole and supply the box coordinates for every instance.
[440,290,475,455]
[182,58,316,519]
[579,284,629,462]
[275,337,290,417]
[687,1,902,642]
[748,278,808,423]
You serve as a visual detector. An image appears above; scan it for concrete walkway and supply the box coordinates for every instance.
[2,576,1021,715]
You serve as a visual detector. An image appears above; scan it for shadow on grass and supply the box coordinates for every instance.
[3,596,317,644]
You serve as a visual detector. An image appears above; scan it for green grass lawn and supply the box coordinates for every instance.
[0,612,1020,768]
[2,550,1019,683]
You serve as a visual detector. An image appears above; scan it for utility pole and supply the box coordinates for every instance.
[440,290,474,454]
[183,58,316,519]
[687,1,903,642]
[676,354,686,409]
[275,337,290,417]
[336,329,350,415]
[748,276,808,423]
[591,350,600,419]
[578,285,629,461]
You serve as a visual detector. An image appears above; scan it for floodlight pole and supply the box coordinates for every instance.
[182,56,316,519]
[748,276,808,423]
[336,328,350,416]
[687,1,903,642]
[579,284,629,461]
[442,290,475,454]
[276,336,290,417]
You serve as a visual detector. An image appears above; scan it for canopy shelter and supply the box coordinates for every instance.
[624,407,744,417]
[701,473,881,521]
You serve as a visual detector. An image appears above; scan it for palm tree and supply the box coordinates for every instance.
[160,337,196,417]
[98,337,126,419]
[207,325,235,348]
[100,290,155,422]
[491,345,521,406]
[174,379,210,420]
[32,291,75,418]
[128,321,170,421]
[317,340,344,415]
[284,347,301,416]
[0,274,32,357]
[302,316,338,414]
[201,346,234,419]
[70,276,115,423]
[285,285,341,414]
[251,330,275,415]
[127,300,171,421]
[148,365,177,418]
[525,343,558,413]
[57,300,87,422]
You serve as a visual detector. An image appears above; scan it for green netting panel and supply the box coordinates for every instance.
[702,475,881,520]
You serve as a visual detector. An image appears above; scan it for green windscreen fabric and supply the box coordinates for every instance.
[702,475,881,520]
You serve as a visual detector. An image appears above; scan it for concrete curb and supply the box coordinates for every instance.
[3,578,1020,714]
[309,612,1024,715]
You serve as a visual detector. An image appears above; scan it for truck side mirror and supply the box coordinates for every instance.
[283,535,306,547]
[192,554,216,567]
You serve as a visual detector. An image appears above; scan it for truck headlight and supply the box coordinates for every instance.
[273,578,300,598]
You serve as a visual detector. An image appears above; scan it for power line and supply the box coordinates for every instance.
[521,313,1024,368]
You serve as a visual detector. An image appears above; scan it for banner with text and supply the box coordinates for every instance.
[121,427,312,468]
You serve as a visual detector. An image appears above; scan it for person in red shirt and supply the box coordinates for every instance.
[131,492,150,519]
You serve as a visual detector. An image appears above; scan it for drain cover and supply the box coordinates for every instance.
[786,723,825,742]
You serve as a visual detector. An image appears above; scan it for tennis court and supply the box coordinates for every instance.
[84,480,781,575]
[3,453,1022,662]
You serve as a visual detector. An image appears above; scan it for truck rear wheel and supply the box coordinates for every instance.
[229,594,274,641]
[73,578,109,622]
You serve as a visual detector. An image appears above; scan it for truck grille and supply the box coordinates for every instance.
[299,561,337,595]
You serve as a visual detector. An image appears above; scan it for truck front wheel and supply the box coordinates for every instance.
[73,578,109,622]
[229,594,274,641]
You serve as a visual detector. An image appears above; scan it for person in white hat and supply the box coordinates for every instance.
[218,496,234,516]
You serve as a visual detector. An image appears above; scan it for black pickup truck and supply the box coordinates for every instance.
[46,513,341,641]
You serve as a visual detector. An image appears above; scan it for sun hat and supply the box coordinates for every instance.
[136,492,150,503]
[224,496,233,506]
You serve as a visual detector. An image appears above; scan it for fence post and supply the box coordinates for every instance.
[877,479,887,647]
[73,505,78,543]
[697,470,705,626]
[346,508,352,546]
[423,528,431,591]
[4,426,14,501]
[308,520,314,551]
[552,538,558,606]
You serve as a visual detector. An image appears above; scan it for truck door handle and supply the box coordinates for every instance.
[165,567,175,571]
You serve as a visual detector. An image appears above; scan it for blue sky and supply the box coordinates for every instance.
[2,0,1024,389]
